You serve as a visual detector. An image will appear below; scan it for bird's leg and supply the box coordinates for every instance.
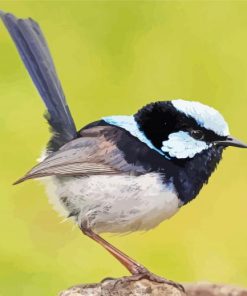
[80,226,185,292]
[80,226,146,274]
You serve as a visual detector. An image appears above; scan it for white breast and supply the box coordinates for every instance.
[42,173,181,234]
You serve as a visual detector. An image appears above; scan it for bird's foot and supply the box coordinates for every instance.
[131,272,185,293]
[112,270,185,293]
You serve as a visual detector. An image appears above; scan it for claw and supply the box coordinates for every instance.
[112,273,185,293]
[101,277,116,283]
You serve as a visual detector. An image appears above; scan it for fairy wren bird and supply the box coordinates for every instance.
[1,11,246,291]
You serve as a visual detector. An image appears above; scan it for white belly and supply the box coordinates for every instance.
[43,173,181,234]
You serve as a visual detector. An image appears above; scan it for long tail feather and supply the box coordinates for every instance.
[0,11,77,151]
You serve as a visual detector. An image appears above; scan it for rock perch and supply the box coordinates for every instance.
[60,278,247,296]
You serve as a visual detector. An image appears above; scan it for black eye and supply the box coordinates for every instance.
[191,130,204,140]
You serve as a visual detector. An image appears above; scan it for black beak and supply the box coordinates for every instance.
[215,136,247,148]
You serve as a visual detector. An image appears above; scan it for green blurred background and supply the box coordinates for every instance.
[1,1,247,295]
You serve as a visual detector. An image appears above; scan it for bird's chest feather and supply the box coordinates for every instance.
[44,173,181,233]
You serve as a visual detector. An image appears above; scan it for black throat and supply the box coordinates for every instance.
[169,146,224,204]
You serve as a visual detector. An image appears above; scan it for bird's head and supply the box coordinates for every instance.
[134,99,247,160]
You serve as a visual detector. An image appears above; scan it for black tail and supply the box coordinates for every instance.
[0,11,77,151]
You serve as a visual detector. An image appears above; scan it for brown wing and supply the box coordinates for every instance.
[14,125,146,184]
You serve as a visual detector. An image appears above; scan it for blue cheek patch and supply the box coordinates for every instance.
[161,131,211,159]
[102,115,165,156]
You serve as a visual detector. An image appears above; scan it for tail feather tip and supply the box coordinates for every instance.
[0,10,6,17]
